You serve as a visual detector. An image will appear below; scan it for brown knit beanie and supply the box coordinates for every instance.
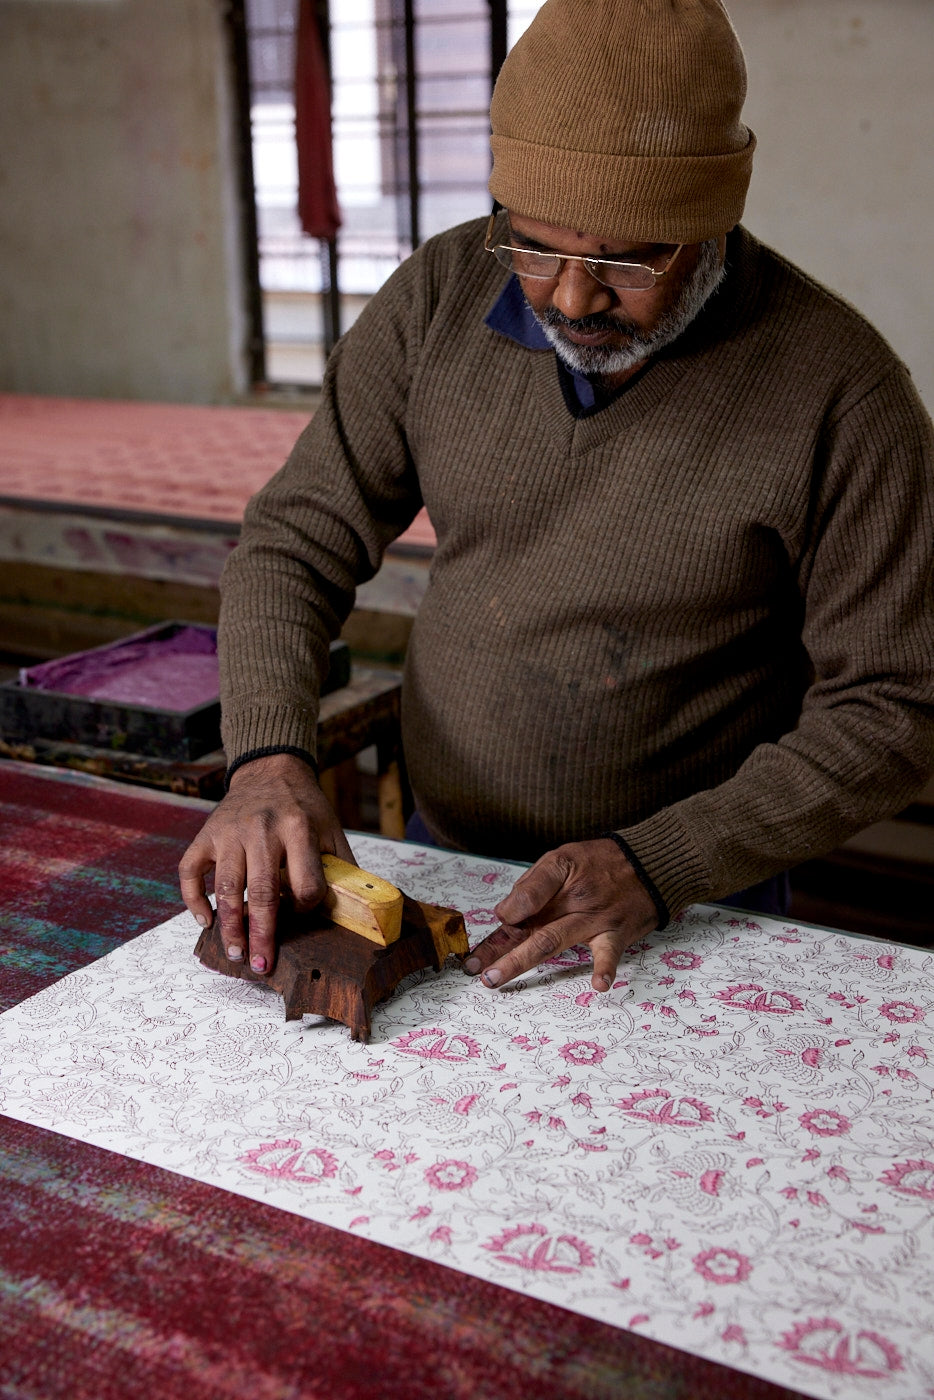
[489,0,755,243]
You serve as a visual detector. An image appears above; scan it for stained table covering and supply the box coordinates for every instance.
[0,762,209,1012]
[8,1117,787,1400]
[2,834,931,1399]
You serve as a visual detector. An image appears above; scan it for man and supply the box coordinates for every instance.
[180,0,934,996]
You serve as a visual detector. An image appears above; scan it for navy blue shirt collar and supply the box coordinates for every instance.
[485,274,599,411]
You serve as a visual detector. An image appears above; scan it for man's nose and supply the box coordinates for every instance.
[551,260,614,321]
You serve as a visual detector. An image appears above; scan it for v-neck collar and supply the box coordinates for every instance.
[483,227,763,455]
[485,274,604,412]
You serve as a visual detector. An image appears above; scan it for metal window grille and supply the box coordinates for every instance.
[238,0,541,387]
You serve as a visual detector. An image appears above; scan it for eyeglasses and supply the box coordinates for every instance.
[484,210,683,292]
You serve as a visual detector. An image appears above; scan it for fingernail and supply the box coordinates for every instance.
[226,945,243,962]
[481,968,502,988]
[594,975,611,992]
[251,955,267,973]
[196,913,210,928]
[464,957,480,974]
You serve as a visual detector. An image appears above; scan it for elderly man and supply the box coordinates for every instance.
[180,0,934,994]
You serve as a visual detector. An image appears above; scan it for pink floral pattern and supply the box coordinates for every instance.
[484,1224,596,1273]
[799,1108,852,1137]
[693,1247,752,1285]
[558,1040,606,1066]
[392,1027,481,1059]
[660,950,702,971]
[878,1159,934,1200]
[2,832,933,1400]
[714,984,805,1014]
[239,1140,337,1183]
[615,1089,715,1127]
[779,1319,903,1378]
[424,1159,477,1191]
[878,1001,926,1024]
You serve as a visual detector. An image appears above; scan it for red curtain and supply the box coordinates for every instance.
[295,0,341,241]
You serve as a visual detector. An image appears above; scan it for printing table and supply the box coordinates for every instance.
[0,665,406,835]
[0,762,804,1399]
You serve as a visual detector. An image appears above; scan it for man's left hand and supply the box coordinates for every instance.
[463,838,659,992]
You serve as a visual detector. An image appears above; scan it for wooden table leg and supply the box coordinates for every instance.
[376,752,406,840]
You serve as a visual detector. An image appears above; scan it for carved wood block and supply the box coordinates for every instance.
[194,895,469,1043]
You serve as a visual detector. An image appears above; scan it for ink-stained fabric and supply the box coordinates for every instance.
[218,221,934,917]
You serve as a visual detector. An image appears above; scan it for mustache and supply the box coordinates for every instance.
[539,306,639,337]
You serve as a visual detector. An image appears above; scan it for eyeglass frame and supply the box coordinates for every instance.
[483,208,684,292]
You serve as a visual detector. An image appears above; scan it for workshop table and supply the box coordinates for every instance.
[0,666,406,836]
[0,761,887,1400]
[1,660,406,834]
[0,394,434,663]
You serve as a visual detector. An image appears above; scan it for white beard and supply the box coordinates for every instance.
[530,239,726,377]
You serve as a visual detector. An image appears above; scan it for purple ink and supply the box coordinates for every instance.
[21,625,218,713]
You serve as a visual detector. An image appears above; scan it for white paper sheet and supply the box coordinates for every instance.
[2,834,933,1400]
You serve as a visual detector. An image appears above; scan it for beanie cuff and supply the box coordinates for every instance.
[489,131,755,244]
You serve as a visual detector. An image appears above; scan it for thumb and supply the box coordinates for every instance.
[589,931,623,992]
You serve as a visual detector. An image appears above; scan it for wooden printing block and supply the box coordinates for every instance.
[194,894,469,1043]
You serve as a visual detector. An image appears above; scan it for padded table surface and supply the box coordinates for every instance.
[0,762,797,1399]
[0,392,437,545]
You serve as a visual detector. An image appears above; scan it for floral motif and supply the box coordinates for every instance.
[616,1088,714,1127]
[392,1027,481,1060]
[693,1248,751,1285]
[543,945,593,968]
[799,1108,852,1138]
[239,1139,338,1183]
[778,1318,903,1377]
[660,950,702,971]
[879,1160,934,1200]
[424,1159,478,1192]
[699,1169,724,1196]
[484,1224,596,1273]
[878,1001,926,1024]
[714,984,804,1014]
[558,1040,606,1066]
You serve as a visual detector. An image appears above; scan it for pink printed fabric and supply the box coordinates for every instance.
[0,835,932,1400]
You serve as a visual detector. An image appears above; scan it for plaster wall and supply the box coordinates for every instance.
[0,0,930,411]
[732,0,933,411]
[0,0,249,403]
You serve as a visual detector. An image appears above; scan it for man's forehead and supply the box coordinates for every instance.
[505,210,664,255]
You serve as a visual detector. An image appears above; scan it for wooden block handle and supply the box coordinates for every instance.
[320,853,404,945]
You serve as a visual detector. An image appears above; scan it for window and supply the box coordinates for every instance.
[241,0,541,386]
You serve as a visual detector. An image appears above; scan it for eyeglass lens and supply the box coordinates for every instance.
[491,244,662,291]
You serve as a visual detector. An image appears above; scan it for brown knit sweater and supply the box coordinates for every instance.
[219,221,934,917]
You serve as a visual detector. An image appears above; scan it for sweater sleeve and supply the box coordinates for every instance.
[617,364,934,916]
[218,250,429,767]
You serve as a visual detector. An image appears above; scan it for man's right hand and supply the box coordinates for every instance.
[178,753,355,975]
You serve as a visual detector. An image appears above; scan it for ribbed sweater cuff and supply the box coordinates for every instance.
[225,747,318,791]
[613,809,711,921]
[221,702,320,771]
[602,832,670,931]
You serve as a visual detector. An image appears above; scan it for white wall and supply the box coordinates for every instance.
[732,0,933,412]
[0,0,930,411]
[0,0,249,403]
